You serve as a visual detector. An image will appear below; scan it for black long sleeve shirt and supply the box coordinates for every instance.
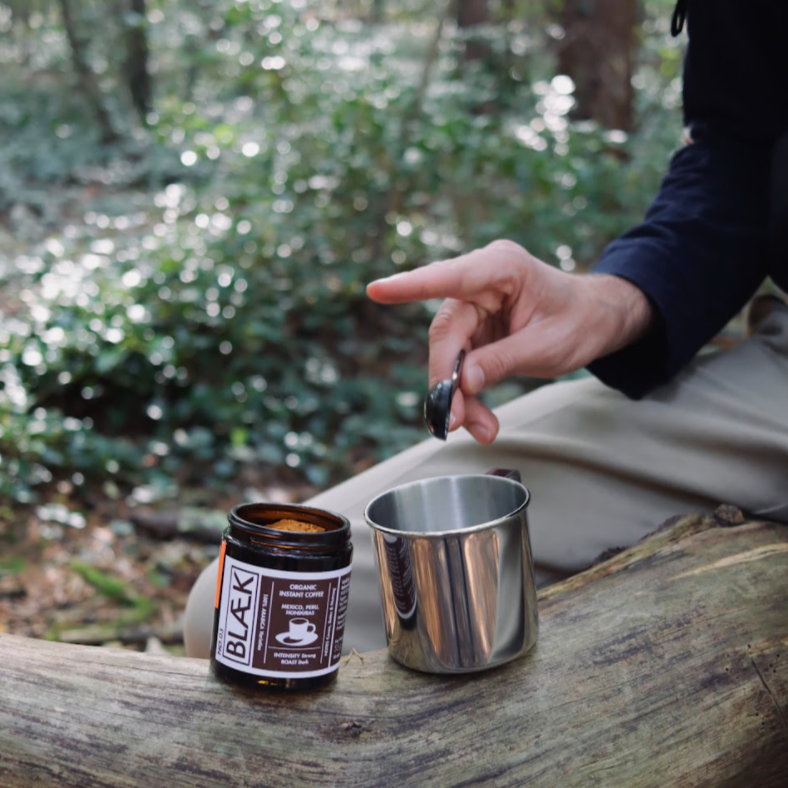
[588,0,788,398]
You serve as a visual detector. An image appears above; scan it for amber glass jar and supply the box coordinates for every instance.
[210,502,352,691]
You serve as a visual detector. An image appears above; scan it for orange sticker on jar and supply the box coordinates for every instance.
[214,542,227,609]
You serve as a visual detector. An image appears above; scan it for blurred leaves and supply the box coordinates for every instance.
[0,0,685,506]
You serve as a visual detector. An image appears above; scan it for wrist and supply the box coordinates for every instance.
[587,274,655,356]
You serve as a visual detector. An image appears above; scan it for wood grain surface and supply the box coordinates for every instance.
[1,510,786,787]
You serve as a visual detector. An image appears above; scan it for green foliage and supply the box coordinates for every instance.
[0,0,684,505]
[69,560,157,621]
[0,556,27,576]
[37,561,158,640]
[70,561,138,604]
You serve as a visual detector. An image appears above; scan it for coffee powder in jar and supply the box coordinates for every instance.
[211,502,352,691]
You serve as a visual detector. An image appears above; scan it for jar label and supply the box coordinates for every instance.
[214,556,352,679]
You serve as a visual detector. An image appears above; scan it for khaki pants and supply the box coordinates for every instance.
[184,302,788,657]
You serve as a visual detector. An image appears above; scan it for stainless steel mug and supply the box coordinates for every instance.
[364,469,538,674]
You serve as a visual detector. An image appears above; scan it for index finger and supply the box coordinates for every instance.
[366,247,501,305]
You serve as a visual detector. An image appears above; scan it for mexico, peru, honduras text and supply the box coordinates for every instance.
[214,555,352,679]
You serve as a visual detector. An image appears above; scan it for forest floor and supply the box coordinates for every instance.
[0,476,315,656]
[0,182,324,655]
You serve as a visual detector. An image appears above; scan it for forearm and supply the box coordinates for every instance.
[587,126,772,398]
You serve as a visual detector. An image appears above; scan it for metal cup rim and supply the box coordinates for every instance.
[363,473,530,539]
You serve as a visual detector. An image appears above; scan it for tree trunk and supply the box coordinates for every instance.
[9,0,31,34]
[9,0,32,65]
[124,0,152,123]
[558,0,637,131]
[1,508,787,787]
[370,0,452,266]
[59,0,119,144]
[456,0,490,62]
[368,0,385,24]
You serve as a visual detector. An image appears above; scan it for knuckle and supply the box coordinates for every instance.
[487,239,528,258]
[485,347,516,383]
[485,240,533,295]
[428,308,456,342]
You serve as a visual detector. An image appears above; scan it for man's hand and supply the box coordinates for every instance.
[367,240,654,444]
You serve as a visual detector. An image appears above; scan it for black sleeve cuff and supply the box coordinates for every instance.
[583,127,771,399]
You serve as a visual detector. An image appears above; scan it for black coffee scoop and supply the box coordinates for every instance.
[423,350,465,441]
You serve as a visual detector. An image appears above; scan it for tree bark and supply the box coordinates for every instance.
[8,0,30,35]
[368,0,385,24]
[1,509,787,787]
[557,0,637,131]
[124,0,153,123]
[456,0,490,62]
[8,0,32,65]
[59,0,119,143]
[369,0,452,265]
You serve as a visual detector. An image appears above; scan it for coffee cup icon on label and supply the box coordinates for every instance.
[275,617,319,646]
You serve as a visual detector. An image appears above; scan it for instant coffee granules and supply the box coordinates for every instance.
[268,518,325,533]
[211,503,352,691]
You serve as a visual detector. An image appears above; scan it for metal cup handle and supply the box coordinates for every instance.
[486,468,522,484]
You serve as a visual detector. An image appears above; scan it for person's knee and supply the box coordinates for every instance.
[184,558,219,659]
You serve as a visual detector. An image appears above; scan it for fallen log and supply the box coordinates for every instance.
[1,509,787,788]
[56,620,184,648]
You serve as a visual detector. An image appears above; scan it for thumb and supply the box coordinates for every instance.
[461,338,522,396]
